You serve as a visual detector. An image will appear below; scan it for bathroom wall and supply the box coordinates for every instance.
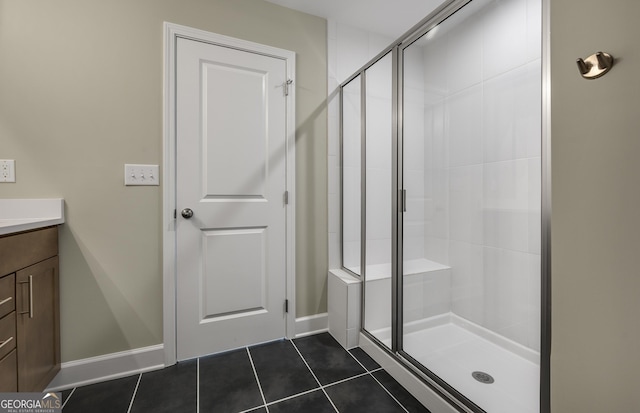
[550,0,640,410]
[0,0,327,362]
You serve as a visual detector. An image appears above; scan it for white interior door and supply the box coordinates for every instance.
[175,35,293,361]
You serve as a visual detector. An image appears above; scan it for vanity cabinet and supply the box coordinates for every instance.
[0,226,60,392]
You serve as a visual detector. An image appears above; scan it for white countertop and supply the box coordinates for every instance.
[0,199,65,236]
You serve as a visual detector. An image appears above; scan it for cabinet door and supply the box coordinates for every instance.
[0,350,17,392]
[16,257,60,391]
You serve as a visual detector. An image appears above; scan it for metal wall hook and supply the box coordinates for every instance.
[576,51,614,79]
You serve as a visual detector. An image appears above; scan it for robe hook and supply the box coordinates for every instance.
[576,51,614,79]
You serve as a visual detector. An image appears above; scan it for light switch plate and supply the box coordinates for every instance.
[0,160,16,182]
[124,164,159,186]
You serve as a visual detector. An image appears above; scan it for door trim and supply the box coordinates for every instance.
[162,22,296,366]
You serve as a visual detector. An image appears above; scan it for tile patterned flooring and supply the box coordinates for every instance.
[60,333,431,413]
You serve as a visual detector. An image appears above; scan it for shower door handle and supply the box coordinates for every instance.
[401,189,407,212]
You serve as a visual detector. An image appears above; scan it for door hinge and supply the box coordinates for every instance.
[285,299,289,313]
[284,190,289,205]
[284,79,293,96]
[174,209,177,219]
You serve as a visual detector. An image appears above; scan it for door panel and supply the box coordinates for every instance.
[201,60,268,199]
[201,227,267,319]
[176,37,289,360]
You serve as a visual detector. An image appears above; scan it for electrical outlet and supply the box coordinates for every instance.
[0,160,16,183]
[124,164,159,186]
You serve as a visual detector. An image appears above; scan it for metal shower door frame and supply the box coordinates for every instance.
[338,0,551,410]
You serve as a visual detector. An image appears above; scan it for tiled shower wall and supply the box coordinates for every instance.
[412,0,542,351]
[329,0,542,353]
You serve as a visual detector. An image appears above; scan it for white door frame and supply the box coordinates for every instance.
[162,22,296,366]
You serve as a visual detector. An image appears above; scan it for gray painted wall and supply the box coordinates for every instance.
[551,0,640,410]
[0,0,327,362]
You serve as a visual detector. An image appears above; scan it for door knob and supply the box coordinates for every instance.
[181,208,194,219]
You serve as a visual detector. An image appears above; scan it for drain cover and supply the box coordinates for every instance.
[472,371,495,384]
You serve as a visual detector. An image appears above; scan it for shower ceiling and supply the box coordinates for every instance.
[264,0,443,38]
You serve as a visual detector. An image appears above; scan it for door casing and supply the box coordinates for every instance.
[162,22,296,366]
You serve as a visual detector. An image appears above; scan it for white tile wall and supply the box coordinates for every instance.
[336,24,369,84]
[329,232,341,269]
[450,240,485,325]
[365,239,391,267]
[328,269,362,349]
[446,13,483,93]
[483,60,542,163]
[365,167,391,241]
[449,165,484,244]
[525,0,542,62]
[404,267,453,323]
[365,97,393,170]
[483,247,540,350]
[446,85,483,168]
[482,0,528,79]
[413,0,541,351]
[364,277,392,332]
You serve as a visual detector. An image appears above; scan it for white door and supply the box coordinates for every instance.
[175,35,293,360]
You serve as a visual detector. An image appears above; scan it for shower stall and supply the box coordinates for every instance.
[339,0,549,412]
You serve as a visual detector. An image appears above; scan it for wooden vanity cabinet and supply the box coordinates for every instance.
[0,226,61,392]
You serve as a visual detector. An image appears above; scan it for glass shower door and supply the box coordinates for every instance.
[363,51,393,348]
[342,76,362,275]
[400,0,542,412]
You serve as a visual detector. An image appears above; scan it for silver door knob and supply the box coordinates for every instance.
[181,208,194,219]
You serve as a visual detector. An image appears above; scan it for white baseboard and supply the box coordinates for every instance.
[45,316,327,392]
[295,313,328,338]
[45,344,165,391]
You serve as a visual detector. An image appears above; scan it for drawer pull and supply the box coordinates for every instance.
[18,276,33,319]
[0,297,12,306]
[0,337,13,350]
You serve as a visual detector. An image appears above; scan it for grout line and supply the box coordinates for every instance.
[369,371,410,413]
[237,406,268,413]
[246,347,270,413]
[238,404,269,413]
[61,387,76,410]
[264,387,319,407]
[290,340,340,413]
[126,374,142,413]
[347,348,410,413]
[321,371,371,389]
[346,348,371,372]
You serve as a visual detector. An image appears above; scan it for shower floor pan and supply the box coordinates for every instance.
[374,314,539,413]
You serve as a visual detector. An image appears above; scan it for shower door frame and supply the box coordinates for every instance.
[338,0,551,412]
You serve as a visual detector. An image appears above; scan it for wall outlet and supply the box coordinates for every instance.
[0,160,16,183]
[124,164,159,186]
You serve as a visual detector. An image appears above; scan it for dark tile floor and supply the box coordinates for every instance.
[60,332,430,413]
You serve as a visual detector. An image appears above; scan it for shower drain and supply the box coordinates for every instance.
[472,371,495,384]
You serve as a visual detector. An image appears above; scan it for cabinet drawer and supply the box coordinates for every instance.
[0,274,15,319]
[0,312,15,361]
[0,226,58,276]
[0,349,17,392]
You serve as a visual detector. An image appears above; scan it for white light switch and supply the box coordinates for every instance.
[0,160,16,183]
[124,164,159,186]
